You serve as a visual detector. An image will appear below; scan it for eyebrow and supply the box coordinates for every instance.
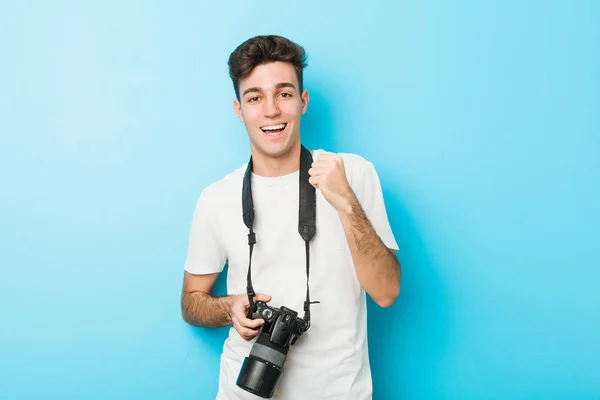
[242,82,297,97]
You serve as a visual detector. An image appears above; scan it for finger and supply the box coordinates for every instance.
[313,162,336,173]
[243,329,260,341]
[309,167,328,176]
[316,153,334,159]
[238,312,265,328]
[243,318,266,329]
[313,157,331,166]
[233,320,259,341]
[254,293,272,302]
[316,154,342,163]
[232,305,260,328]
[238,321,262,338]
[309,176,320,187]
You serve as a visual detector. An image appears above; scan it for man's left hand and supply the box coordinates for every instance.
[308,154,356,213]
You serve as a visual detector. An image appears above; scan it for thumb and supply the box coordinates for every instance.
[255,293,272,303]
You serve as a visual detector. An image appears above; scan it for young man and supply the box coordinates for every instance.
[181,35,401,399]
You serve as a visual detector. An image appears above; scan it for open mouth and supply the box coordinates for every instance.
[260,123,287,137]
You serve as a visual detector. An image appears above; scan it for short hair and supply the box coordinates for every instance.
[228,35,308,100]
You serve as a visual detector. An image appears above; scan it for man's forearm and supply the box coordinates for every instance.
[337,193,401,308]
[181,292,234,327]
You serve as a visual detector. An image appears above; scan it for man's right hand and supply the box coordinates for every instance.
[229,293,272,341]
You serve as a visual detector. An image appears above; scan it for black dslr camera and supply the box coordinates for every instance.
[236,301,308,398]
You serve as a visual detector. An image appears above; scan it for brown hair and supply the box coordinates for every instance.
[228,35,308,100]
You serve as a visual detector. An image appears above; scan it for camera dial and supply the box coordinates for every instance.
[262,308,273,320]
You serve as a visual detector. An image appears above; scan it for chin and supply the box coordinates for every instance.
[261,146,293,158]
[254,138,298,158]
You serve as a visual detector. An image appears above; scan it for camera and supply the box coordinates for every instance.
[236,301,308,398]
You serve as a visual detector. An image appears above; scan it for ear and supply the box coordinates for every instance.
[301,90,310,115]
[233,99,244,123]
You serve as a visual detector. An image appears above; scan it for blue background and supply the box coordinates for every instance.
[1,1,599,399]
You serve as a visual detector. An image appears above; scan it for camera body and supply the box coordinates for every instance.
[250,301,308,347]
[236,301,308,398]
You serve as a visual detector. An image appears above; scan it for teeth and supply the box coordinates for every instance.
[262,123,286,131]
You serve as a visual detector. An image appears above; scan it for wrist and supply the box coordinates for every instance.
[336,190,358,216]
[223,295,238,323]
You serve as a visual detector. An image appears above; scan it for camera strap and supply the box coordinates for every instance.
[242,144,319,328]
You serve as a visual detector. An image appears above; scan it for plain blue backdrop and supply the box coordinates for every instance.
[1,1,599,399]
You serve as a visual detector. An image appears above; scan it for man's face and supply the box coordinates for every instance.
[234,61,309,160]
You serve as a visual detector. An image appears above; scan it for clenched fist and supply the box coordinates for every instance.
[308,154,355,212]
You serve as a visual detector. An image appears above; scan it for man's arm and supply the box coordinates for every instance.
[337,197,401,308]
[181,271,233,327]
[308,153,401,308]
[181,271,272,340]
[181,186,272,337]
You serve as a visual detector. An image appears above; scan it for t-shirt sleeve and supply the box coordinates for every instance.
[353,160,399,251]
[183,188,227,274]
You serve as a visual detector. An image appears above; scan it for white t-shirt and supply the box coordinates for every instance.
[184,149,398,399]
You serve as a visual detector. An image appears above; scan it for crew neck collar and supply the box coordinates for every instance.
[248,149,323,185]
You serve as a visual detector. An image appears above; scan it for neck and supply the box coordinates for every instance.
[251,144,307,177]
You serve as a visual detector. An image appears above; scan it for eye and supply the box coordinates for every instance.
[247,96,260,103]
[279,92,293,98]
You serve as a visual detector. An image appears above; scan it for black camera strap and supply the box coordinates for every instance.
[242,144,319,328]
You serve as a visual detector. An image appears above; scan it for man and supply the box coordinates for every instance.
[181,35,401,399]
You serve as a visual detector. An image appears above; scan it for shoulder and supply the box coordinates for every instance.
[196,163,246,207]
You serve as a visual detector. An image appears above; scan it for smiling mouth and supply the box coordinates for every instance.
[260,123,287,136]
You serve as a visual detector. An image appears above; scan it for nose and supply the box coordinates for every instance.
[263,95,280,118]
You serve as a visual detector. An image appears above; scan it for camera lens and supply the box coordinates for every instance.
[237,332,288,398]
